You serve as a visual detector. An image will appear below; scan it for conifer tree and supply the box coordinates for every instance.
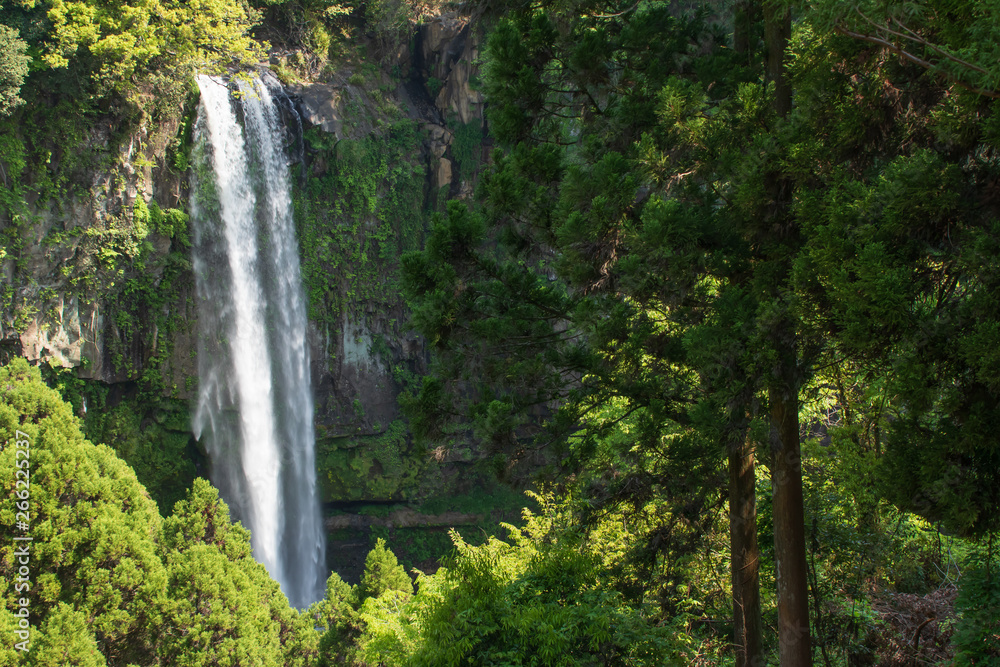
[0,359,319,666]
[29,604,106,667]
[0,358,168,665]
[404,1,1000,663]
[358,538,413,603]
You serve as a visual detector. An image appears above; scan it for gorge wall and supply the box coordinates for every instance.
[0,11,495,523]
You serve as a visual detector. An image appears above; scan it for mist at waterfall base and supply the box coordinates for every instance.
[189,73,327,609]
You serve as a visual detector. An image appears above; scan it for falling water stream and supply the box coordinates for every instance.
[190,72,326,608]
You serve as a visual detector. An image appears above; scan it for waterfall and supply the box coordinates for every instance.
[190,73,326,609]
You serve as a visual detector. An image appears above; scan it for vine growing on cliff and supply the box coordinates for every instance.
[296,120,426,332]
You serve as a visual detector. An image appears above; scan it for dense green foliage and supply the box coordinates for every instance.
[357,537,413,603]
[0,24,28,116]
[399,0,1000,663]
[297,123,426,331]
[952,562,1000,663]
[2,0,263,99]
[0,359,316,666]
[358,496,703,666]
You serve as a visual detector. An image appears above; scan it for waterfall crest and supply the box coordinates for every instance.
[190,73,326,608]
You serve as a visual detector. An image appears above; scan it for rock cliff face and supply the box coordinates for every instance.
[1,12,490,506]
[419,12,484,125]
[286,13,488,504]
[1,106,197,387]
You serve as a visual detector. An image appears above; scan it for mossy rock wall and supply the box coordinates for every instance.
[289,14,491,503]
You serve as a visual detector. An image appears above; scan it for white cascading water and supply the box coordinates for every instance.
[190,73,326,608]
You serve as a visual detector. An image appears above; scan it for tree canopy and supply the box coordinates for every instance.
[2,0,265,98]
[401,0,1000,662]
[0,23,29,116]
[0,358,317,666]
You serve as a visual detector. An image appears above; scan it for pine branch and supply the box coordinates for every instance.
[834,24,1000,99]
[854,9,990,77]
